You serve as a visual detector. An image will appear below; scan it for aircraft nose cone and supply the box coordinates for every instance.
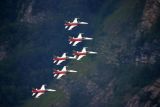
[80,22,88,24]
[89,52,97,54]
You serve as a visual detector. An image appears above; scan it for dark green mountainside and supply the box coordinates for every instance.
[0,0,160,107]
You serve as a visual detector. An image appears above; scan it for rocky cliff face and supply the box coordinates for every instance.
[139,0,160,33]
[19,0,46,24]
[74,0,160,106]
[124,1,160,106]
[126,79,160,107]
[21,0,160,107]
[135,0,160,64]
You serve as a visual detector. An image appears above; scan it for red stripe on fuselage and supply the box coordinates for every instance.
[32,89,47,93]
[53,71,66,74]
[69,38,82,42]
[73,52,87,56]
[53,57,66,61]
[65,23,79,26]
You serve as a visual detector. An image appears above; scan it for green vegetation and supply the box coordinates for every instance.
[22,90,67,107]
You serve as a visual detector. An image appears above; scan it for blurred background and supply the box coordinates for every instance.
[0,0,160,107]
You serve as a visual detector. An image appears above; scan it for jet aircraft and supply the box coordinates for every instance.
[73,47,97,60]
[69,33,93,46]
[53,66,77,79]
[32,84,56,98]
[65,18,88,30]
[53,53,76,65]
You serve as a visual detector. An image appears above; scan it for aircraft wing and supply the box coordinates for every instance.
[56,60,64,65]
[77,55,86,60]
[57,74,64,79]
[68,25,77,30]
[35,93,44,98]
[72,41,81,46]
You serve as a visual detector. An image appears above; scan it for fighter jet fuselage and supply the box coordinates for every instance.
[53,71,67,75]
[69,38,82,42]
[65,18,88,30]
[73,52,87,56]
[53,66,77,79]
[53,57,67,61]
[32,89,47,93]
[65,23,79,26]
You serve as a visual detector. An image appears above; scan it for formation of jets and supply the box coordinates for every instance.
[32,18,97,98]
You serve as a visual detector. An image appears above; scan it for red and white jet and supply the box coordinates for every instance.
[73,47,97,60]
[53,53,76,65]
[53,66,77,79]
[32,84,56,98]
[65,18,88,30]
[69,33,93,46]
